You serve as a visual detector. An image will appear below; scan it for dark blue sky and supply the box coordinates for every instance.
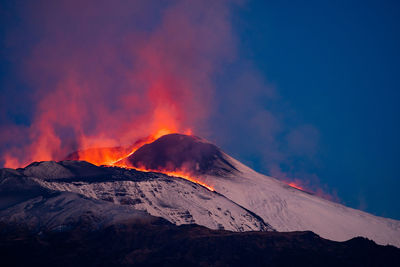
[213,0,400,219]
[0,0,399,219]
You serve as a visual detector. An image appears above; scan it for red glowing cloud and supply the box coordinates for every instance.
[1,0,236,168]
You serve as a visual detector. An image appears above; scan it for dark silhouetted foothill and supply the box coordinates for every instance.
[118,133,238,176]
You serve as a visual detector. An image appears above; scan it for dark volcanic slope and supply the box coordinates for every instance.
[22,160,112,180]
[118,133,238,176]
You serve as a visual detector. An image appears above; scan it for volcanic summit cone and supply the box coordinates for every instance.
[117,133,238,176]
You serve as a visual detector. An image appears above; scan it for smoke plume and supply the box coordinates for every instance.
[1,0,236,167]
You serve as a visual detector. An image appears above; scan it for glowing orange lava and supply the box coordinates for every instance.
[163,171,214,191]
[114,164,215,191]
[72,128,174,166]
[288,182,304,191]
[71,128,214,191]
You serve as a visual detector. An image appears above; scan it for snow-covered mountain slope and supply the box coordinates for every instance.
[0,170,160,231]
[126,133,400,247]
[0,191,159,231]
[1,161,272,232]
[195,157,400,247]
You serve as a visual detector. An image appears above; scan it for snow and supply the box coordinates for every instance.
[34,175,272,232]
[199,155,400,247]
[2,160,272,232]
[0,191,158,231]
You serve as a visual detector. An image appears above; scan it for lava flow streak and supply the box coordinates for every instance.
[162,171,214,191]
[114,164,214,191]
[288,182,304,191]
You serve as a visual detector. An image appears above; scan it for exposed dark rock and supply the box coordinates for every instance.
[1,221,399,267]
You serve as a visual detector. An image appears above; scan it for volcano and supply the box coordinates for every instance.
[1,133,400,266]
[62,133,400,247]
